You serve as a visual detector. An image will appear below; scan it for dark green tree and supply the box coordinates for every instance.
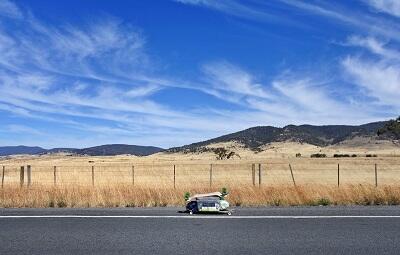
[377,116,400,139]
[184,192,190,201]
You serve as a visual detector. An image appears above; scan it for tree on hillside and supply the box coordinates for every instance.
[377,116,400,139]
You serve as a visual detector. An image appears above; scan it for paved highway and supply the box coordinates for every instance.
[1,207,400,254]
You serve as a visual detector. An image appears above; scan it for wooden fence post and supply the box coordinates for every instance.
[289,164,296,186]
[375,164,378,187]
[132,165,135,186]
[173,165,176,189]
[252,164,255,186]
[91,166,95,186]
[27,165,31,187]
[1,166,4,188]
[258,163,262,186]
[210,164,213,187]
[20,166,24,187]
[337,164,340,187]
[53,166,57,185]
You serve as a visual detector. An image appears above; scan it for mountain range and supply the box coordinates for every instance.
[167,121,390,153]
[0,144,164,157]
[1,119,398,156]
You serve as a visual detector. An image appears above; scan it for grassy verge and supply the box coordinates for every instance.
[1,184,400,208]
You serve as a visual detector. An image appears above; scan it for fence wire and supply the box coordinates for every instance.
[0,162,399,188]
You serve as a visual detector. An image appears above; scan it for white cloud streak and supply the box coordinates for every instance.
[342,35,400,111]
[5,124,44,136]
[0,0,397,148]
[175,0,400,42]
[0,3,251,147]
[278,0,400,42]
[365,0,400,17]
[346,35,400,60]
[200,62,381,125]
[342,56,400,108]
[0,0,22,19]
[201,61,272,100]
[173,0,303,27]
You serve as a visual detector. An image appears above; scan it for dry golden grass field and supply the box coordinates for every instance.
[1,149,400,207]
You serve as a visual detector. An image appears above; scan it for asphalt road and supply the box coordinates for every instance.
[1,207,400,254]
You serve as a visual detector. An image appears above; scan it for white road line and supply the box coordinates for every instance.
[0,215,400,219]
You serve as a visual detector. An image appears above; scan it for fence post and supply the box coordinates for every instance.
[173,165,176,189]
[20,166,24,187]
[53,166,57,185]
[210,164,213,187]
[337,164,340,187]
[132,165,135,186]
[27,165,31,187]
[375,164,378,187]
[258,163,262,186]
[1,166,4,188]
[91,166,95,186]
[289,164,296,186]
[252,164,255,186]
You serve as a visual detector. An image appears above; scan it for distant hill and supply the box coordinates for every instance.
[168,121,390,153]
[0,146,47,156]
[378,117,400,139]
[1,120,396,157]
[0,144,164,156]
[77,144,164,156]
[46,148,79,154]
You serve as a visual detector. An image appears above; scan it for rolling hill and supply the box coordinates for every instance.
[0,146,47,156]
[0,144,164,156]
[77,144,164,156]
[1,119,398,157]
[167,121,391,153]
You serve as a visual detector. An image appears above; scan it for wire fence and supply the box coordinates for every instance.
[1,162,399,188]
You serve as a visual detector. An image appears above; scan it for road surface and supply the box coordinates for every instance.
[1,207,400,254]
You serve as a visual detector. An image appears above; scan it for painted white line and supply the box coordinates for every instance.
[0,215,400,219]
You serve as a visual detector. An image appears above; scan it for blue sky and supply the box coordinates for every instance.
[0,0,399,148]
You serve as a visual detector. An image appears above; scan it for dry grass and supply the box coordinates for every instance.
[2,157,400,187]
[1,155,400,207]
[1,184,400,208]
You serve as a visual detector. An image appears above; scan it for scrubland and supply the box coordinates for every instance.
[1,146,400,207]
[2,184,400,208]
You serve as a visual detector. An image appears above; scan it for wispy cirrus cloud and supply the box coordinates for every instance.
[201,61,272,100]
[0,2,239,147]
[341,34,400,111]
[365,0,400,17]
[0,0,22,19]
[346,35,400,60]
[175,0,400,41]
[0,0,398,148]
[272,78,347,115]
[188,0,400,121]
[278,0,400,42]
[4,124,44,136]
[256,1,400,115]
[342,56,400,108]
[198,61,383,125]
[173,0,303,27]
[174,0,274,20]
[2,4,288,148]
